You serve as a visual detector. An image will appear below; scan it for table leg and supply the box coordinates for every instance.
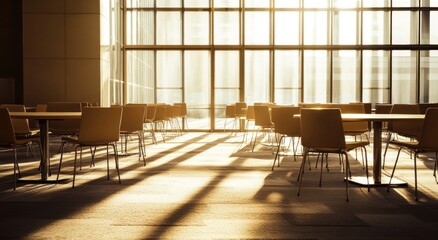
[39,119,49,180]
[348,120,407,186]
[373,121,382,184]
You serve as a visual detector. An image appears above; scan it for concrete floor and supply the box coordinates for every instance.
[1,132,438,239]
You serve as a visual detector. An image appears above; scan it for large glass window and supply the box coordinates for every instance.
[123,1,438,130]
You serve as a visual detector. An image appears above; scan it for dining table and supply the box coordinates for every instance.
[10,112,82,181]
[341,113,425,186]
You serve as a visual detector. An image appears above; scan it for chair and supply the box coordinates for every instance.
[298,108,370,201]
[271,106,301,170]
[235,102,247,121]
[174,103,188,130]
[243,105,255,143]
[56,107,123,188]
[120,105,146,166]
[387,108,438,201]
[144,104,157,144]
[383,104,422,168]
[0,108,42,190]
[1,104,40,157]
[46,102,82,136]
[251,105,275,151]
[375,103,393,132]
[223,105,236,132]
[419,103,438,114]
[153,105,168,142]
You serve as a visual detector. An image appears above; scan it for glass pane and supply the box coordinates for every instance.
[245,51,270,104]
[363,11,390,44]
[126,11,154,45]
[157,89,182,103]
[275,11,299,45]
[392,51,417,104]
[431,0,438,7]
[185,0,209,8]
[245,11,270,45]
[214,0,239,8]
[184,12,209,45]
[157,0,181,7]
[363,0,389,7]
[304,11,328,45]
[363,50,390,104]
[187,109,210,129]
[421,11,437,44]
[392,11,418,45]
[156,12,181,45]
[245,0,270,8]
[215,51,239,88]
[420,50,438,103]
[333,11,357,45]
[333,51,360,103]
[275,89,301,105]
[275,50,300,105]
[275,0,299,8]
[126,0,153,8]
[333,0,359,8]
[214,11,240,45]
[126,51,154,103]
[393,0,418,7]
[430,11,438,44]
[185,51,211,106]
[157,51,182,88]
[303,50,329,103]
[304,0,328,8]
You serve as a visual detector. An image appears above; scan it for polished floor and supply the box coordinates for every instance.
[1,132,438,239]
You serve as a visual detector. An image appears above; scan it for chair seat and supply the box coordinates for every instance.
[390,140,418,149]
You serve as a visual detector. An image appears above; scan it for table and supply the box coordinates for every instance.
[10,112,82,181]
[341,113,425,186]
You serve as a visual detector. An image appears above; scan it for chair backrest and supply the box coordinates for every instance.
[225,105,236,118]
[418,108,438,150]
[174,103,187,117]
[47,102,82,134]
[375,104,393,114]
[300,108,346,149]
[36,104,47,112]
[0,104,31,135]
[246,105,255,121]
[235,102,247,117]
[154,105,167,122]
[146,104,157,121]
[171,105,182,118]
[271,106,301,136]
[418,103,438,114]
[0,108,16,145]
[338,103,369,133]
[78,107,122,145]
[254,105,273,128]
[389,104,422,137]
[120,106,145,132]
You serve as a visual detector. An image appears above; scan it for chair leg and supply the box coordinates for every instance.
[251,129,260,152]
[387,147,403,193]
[72,147,79,188]
[106,145,110,180]
[414,152,418,201]
[434,152,438,183]
[112,143,121,183]
[297,149,309,196]
[272,135,284,171]
[13,148,18,190]
[319,153,325,187]
[382,132,392,169]
[56,141,67,182]
[343,152,350,202]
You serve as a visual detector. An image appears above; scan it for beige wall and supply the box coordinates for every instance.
[23,0,102,106]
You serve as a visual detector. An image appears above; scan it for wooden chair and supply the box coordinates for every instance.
[383,104,422,168]
[56,107,123,188]
[120,105,146,166]
[251,105,275,152]
[0,108,42,190]
[271,106,301,170]
[298,108,370,201]
[387,108,438,201]
[223,105,236,132]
